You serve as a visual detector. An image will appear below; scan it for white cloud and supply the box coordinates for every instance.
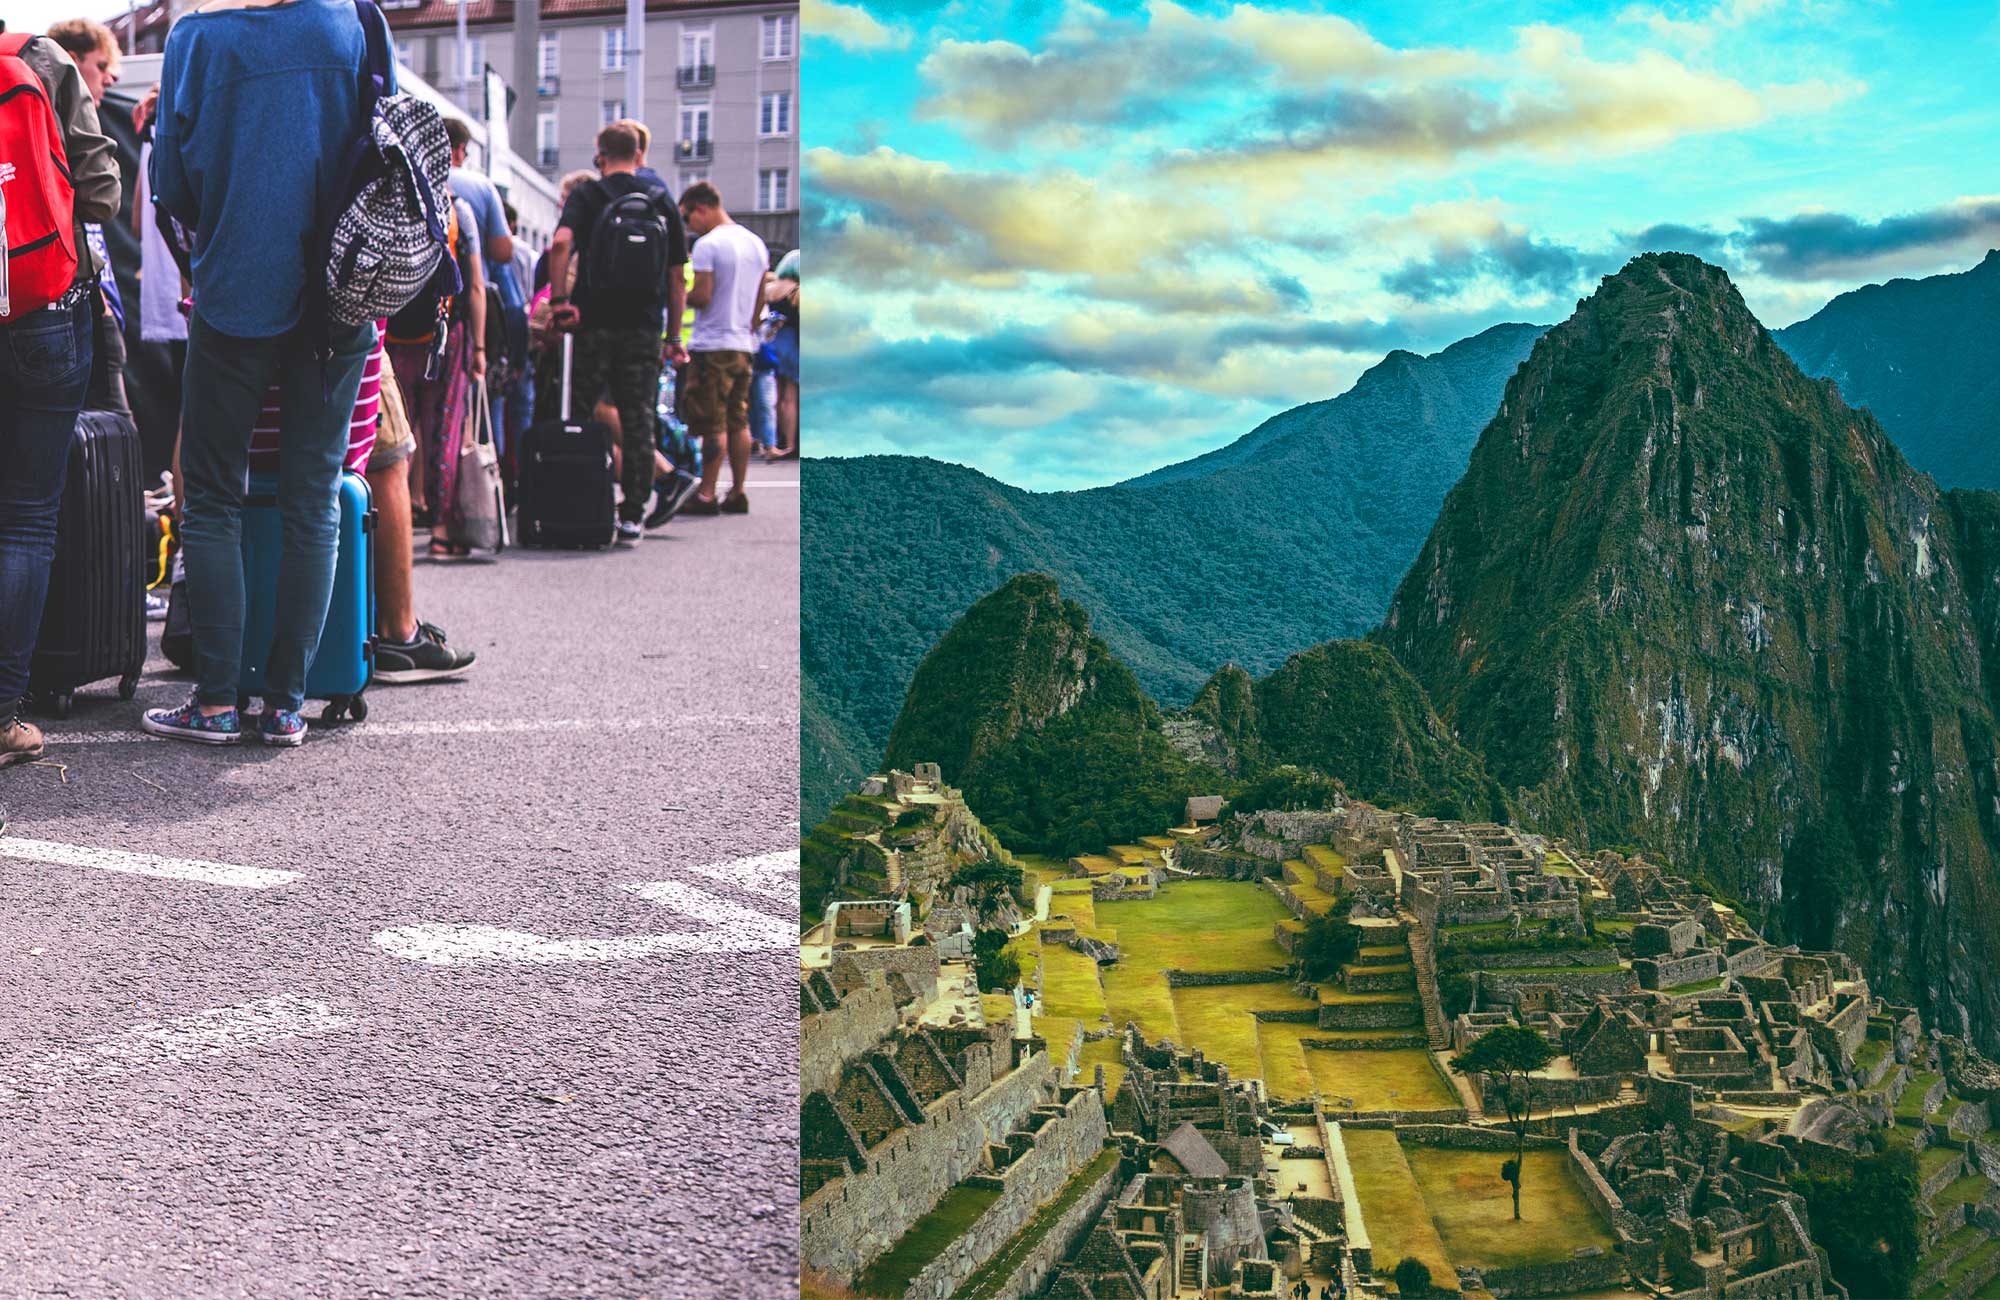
[802,0,911,52]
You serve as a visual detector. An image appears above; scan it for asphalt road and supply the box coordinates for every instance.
[0,463,800,1299]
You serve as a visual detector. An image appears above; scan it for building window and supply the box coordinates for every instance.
[758,167,790,211]
[603,26,628,72]
[680,104,710,143]
[680,170,709,195]
[539,32,560,78]
[678,28,714,86]
[761,14,794,60]
[602,99,627,128]
[759,91,791,136]
[394,38,413,68]
[537,109,559,168]
[457,36,484,85]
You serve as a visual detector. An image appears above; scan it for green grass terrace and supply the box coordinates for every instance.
[850,1181,1002,1296]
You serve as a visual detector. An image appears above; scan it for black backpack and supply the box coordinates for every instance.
[584,186,673,315]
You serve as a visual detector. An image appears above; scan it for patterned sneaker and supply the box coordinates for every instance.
[615,519,643,544]
[140,695,242,745]
[1,706,45,769]
[257,706,308,747]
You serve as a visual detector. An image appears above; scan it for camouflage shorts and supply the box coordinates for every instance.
[682,350,753,438]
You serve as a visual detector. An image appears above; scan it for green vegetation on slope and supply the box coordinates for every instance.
[801,323,1548,824]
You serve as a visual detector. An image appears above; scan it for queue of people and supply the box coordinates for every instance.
[0,8,798,760]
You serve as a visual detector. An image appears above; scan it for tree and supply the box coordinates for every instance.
[1450,1025,1555,1220]
[971,930,1022,994]
[1792,1148,1920,1299]
[1392,1256,1432,1296]
[1295,897,1360,982]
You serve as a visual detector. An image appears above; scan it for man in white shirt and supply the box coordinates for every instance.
[676,182,769,515]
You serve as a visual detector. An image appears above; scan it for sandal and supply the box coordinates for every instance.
[430,537,473,561]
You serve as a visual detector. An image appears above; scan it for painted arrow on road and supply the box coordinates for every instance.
[370,850,799,966]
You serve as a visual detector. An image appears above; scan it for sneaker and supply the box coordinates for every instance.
[721,491,749,515]
[374,620,476,684]
[257,706,308,747]
[680,494,722,517]
[615,519,644,544]
[644,471,702,530]
[145,590,171,622]
[140,694,242,745]
[1,709,45,770]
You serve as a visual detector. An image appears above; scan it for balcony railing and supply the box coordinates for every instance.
[537,75,559,97]
[538,146,561,168]
[676,63,714,88]
[676,137,713,162]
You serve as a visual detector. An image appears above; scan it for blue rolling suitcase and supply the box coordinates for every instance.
[237,472,376,723]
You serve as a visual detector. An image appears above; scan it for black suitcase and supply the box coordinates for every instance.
[517,333,615,549]
[30,410,146,718]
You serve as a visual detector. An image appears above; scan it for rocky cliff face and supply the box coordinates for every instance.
[1380,252,2000,1048]
[1776,250,2000,492]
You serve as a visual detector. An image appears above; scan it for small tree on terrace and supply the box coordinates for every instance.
[1295,896,1360,982]
[1450,1024,1555,1221]
[971,929,1022,993]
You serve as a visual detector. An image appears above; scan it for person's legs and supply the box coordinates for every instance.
[175,311,281,712]
[0,296,94,759]
[722,353,754,500]
[263,320,375,719]
[685,352,726,504]
[367,369,418,643]
[749,359,778,458]
[86,300,131,416]
[777,374,798,457]
[609,328,663,525]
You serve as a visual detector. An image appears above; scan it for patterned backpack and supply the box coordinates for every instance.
[319,0,458,340]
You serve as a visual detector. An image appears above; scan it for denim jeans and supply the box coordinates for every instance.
[0,296,95,708]
[750,359,779,451]
[179,311,375,712]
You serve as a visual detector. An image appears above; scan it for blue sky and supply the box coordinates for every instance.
[806,0,2000,489]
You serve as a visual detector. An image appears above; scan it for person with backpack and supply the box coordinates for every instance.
[542,120,688,544]
[0,30,121,769]
[45,18,131,419]
[138,0,397,746]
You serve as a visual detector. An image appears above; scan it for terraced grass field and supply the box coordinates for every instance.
[1342,1129,1458,1293]
[1403,1147,1616,1270]
[1037,937,1109,1022]
[1094,881,1293,974]
[1166,983,1318,1082]
[1309,1048,1459,1113]
[1077,1036,1126,1095]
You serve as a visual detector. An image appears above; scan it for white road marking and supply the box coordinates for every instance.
[674,848,799,904]
[0,837,299,889]
[34,995,354,1077]
[373,878,795,966]
[41,713,795,747]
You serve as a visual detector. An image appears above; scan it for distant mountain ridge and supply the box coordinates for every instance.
[1776,250,2000,492]
[802,322,1548,824]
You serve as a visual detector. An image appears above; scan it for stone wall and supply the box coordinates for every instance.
[1480,1250,1628,1298]
[961,1158,1128,1300]
[1176,845,1273,879]
[1233,810,1350,862]
[1636,951,1722,991]
[1165,968,1292,988]
[898,1093,1113,1300]
[803,973,899,1099]
[801,1051,1056,1285]
[1480,1072,1626,1112]
[1567,1130,1647,1238]
[1445,946,1613,969]
[1479,968,1638,999]
[1397,1125,1564,1151]
[830,944,942,1003]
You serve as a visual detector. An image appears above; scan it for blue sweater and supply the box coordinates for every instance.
[151,0,393,339]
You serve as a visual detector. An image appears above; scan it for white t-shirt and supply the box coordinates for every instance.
[689,222,770,354]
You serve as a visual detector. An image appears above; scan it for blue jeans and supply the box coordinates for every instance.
[0,296,95,708]
[750,359,779,451]
[179,311,375,712]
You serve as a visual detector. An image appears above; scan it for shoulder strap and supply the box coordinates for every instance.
[0,32,38,60]
[352,0,391,105]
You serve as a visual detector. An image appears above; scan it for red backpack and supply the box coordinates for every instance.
[0,33,80,321]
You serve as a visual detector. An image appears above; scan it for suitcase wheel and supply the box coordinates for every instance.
[321,697,348,725]
[48,692,74,721]
[119,674,138,701]
[349,694,369,723]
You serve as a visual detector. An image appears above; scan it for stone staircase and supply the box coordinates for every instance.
[1178,1234,1206,1294]
[1404,914,1453,1053]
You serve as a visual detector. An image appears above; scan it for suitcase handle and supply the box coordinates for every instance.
[561,332,574,424]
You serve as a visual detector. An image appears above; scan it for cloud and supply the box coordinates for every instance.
[1617,0,1786,49]
[1152,2,1480,84]
[1169,24,1858,186]
[1737,198,2000,279]
[803,0,911,51]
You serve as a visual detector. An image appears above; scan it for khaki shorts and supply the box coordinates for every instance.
[682,350,753,439]
[369,349,416,471]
